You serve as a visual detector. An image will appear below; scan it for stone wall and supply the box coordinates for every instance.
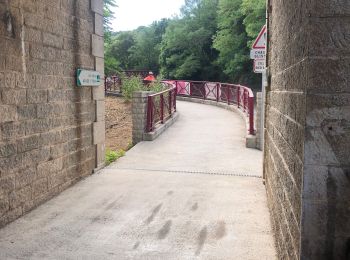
[132,91,151,144]
[265,0,350,259]
[0,0,105,227]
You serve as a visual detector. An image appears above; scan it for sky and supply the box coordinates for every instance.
[111,0,185,32]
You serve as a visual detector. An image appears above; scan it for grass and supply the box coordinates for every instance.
[105,142,134,166]
[105,149,126,165]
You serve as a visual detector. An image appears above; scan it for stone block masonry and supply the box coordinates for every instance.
[132,91,153,144]
[0,0,104,227]
[265,0,350,259]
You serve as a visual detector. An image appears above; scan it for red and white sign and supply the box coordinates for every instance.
[250,49,266,59]
[252,25,266,49]
[254,59,266,73]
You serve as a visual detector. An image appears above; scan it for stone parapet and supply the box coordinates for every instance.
[132,91,153,144]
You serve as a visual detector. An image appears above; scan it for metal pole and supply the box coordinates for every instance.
[216,83,220,102]
[147,96,152,132]
[168,91,172,116]
[249,96,254,135]
[227,86,230,105]
[160,94,164,124]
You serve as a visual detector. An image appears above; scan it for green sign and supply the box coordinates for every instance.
[77,69,101,87]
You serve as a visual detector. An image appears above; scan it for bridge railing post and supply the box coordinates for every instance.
[249,96,254,135]
[237,86,240,108]
[168,91,172,116]
[160,94,164,124]
[216,83,220,102]
[147,96,153,132]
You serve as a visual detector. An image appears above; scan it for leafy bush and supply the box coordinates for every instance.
[121,75,144,101]
[105,149,126,165]
[148,80,166,93]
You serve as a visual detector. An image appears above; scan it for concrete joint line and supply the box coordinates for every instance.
[106,167,262,179]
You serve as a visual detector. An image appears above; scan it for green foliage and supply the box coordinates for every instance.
[104,0,266,87]
[213,0,250,82]
[105,31,135,72]
[104,55,120,76]
[104,20,169,75]
[212,0,266,85]
[241,0,266,47]
[105,149,125,165]
[103,0,117,43]
[120,75,145,101]
[160,0,219,80]
[148,80,166,93]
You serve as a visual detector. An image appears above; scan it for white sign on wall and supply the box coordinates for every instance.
[251,25,267,74]
[252,25,267,49]
[250,49,266,60]
[77,69,101,87]
[254,59,266,73]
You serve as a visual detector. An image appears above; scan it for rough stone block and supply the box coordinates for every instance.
[91,0,104,15]
[32,178,48,198]
[93,121,105,144]
[15,167,36,189]
[95,57,104,75]
[96,100,105,122]
[93,85,104,101]
[94,13,104,36]
[9,185,32,209]
[17,135,40,153]
[27,89,48,104]
[1,89,26,105]
[95,143,105,168]
[0,142,17,158]
[92,34,104,58]
[0,105,17,123]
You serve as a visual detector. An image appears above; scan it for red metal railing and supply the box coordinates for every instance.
[167,80,255,135]
[146,83,177,132]
[105,76,121,93]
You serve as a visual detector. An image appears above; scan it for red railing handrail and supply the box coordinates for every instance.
[164,80,255,135]
[147,85,177,97]
[146,83,177,133]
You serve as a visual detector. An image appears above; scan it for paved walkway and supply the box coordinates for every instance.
[0,101,276,260]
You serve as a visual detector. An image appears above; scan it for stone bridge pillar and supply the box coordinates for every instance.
[0,0,104,227]
[265,0,350,259]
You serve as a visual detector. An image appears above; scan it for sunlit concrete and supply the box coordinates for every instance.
[0,101,276,260]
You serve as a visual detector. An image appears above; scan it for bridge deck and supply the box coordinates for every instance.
[0,101,276,259]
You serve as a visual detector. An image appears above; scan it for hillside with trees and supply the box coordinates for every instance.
[104,0,266,87]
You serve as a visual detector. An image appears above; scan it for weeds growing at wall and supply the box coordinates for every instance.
[121,75,145,101]
[121,76,168,101]
[105,149,126,165]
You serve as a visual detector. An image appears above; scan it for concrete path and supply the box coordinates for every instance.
[0,101,276,260]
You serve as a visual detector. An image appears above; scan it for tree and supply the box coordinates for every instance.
[160,0,219,80]
[213,0,250,82]
[104,0,117,43]
[128,20,169,74]
[241,0,266,47]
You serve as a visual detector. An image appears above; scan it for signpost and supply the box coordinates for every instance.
[251,25,267,74]
[254,59,266,73]
[252,25,266,49]
[77,69,101,87]
[250,49,266,60]
[251,25,267,151]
